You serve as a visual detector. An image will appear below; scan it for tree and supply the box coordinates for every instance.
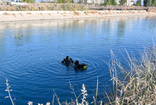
[104,0,117,6]
[135,0,141,6]
[22,0,35,3]
[111,0,117,5]
[144,0,156,6]
[152,0,156,6]
[120,0,126,5]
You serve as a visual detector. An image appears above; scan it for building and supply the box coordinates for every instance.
[86,0,104,4]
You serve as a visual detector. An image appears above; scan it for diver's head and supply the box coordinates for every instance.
[75,60,79,65]
[66,56,69,60]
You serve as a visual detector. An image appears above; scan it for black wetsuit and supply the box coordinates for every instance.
[62,58,74,67]
[74,64,87,70]
[74,60,87,70]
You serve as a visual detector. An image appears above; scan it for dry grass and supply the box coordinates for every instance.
[26,12,32,15]
[147,8,156,12]
[19,13,23,16]
[84,11,88,15]
[107,45,156,104]
[5,79,14,105]
[2,12,10,15]
[84,10,97,14]
[98,12,103,15]
[0,3,86,11]
[73,11,80,16]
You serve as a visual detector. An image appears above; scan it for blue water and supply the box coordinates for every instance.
[0,16,156,105]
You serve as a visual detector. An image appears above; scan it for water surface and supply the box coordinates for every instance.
[0,16,156,104]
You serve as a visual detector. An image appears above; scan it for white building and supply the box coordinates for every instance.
[86,0,104,4]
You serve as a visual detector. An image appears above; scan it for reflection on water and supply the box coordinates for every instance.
[0,16,156,105]
[0,17,137,46]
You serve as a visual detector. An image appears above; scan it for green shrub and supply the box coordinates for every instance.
[22,0,35,3]
[104,0,117,6]
[135,0,141,6]
[120,0,126,5]
[144,0,156,6]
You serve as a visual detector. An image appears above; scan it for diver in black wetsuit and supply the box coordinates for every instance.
[62,56,74,67]
[74,60,87,70]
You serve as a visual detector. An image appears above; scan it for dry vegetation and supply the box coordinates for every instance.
[84,10,98,14]
[1,2,156,12]
[0,3,86,11]
[107,46,156,104]
[147,8,156,12]
[73,11,80,15]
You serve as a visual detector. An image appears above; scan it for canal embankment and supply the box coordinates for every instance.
[0,10,156,22]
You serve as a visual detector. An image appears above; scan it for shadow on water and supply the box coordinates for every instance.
[0,16,156,104]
